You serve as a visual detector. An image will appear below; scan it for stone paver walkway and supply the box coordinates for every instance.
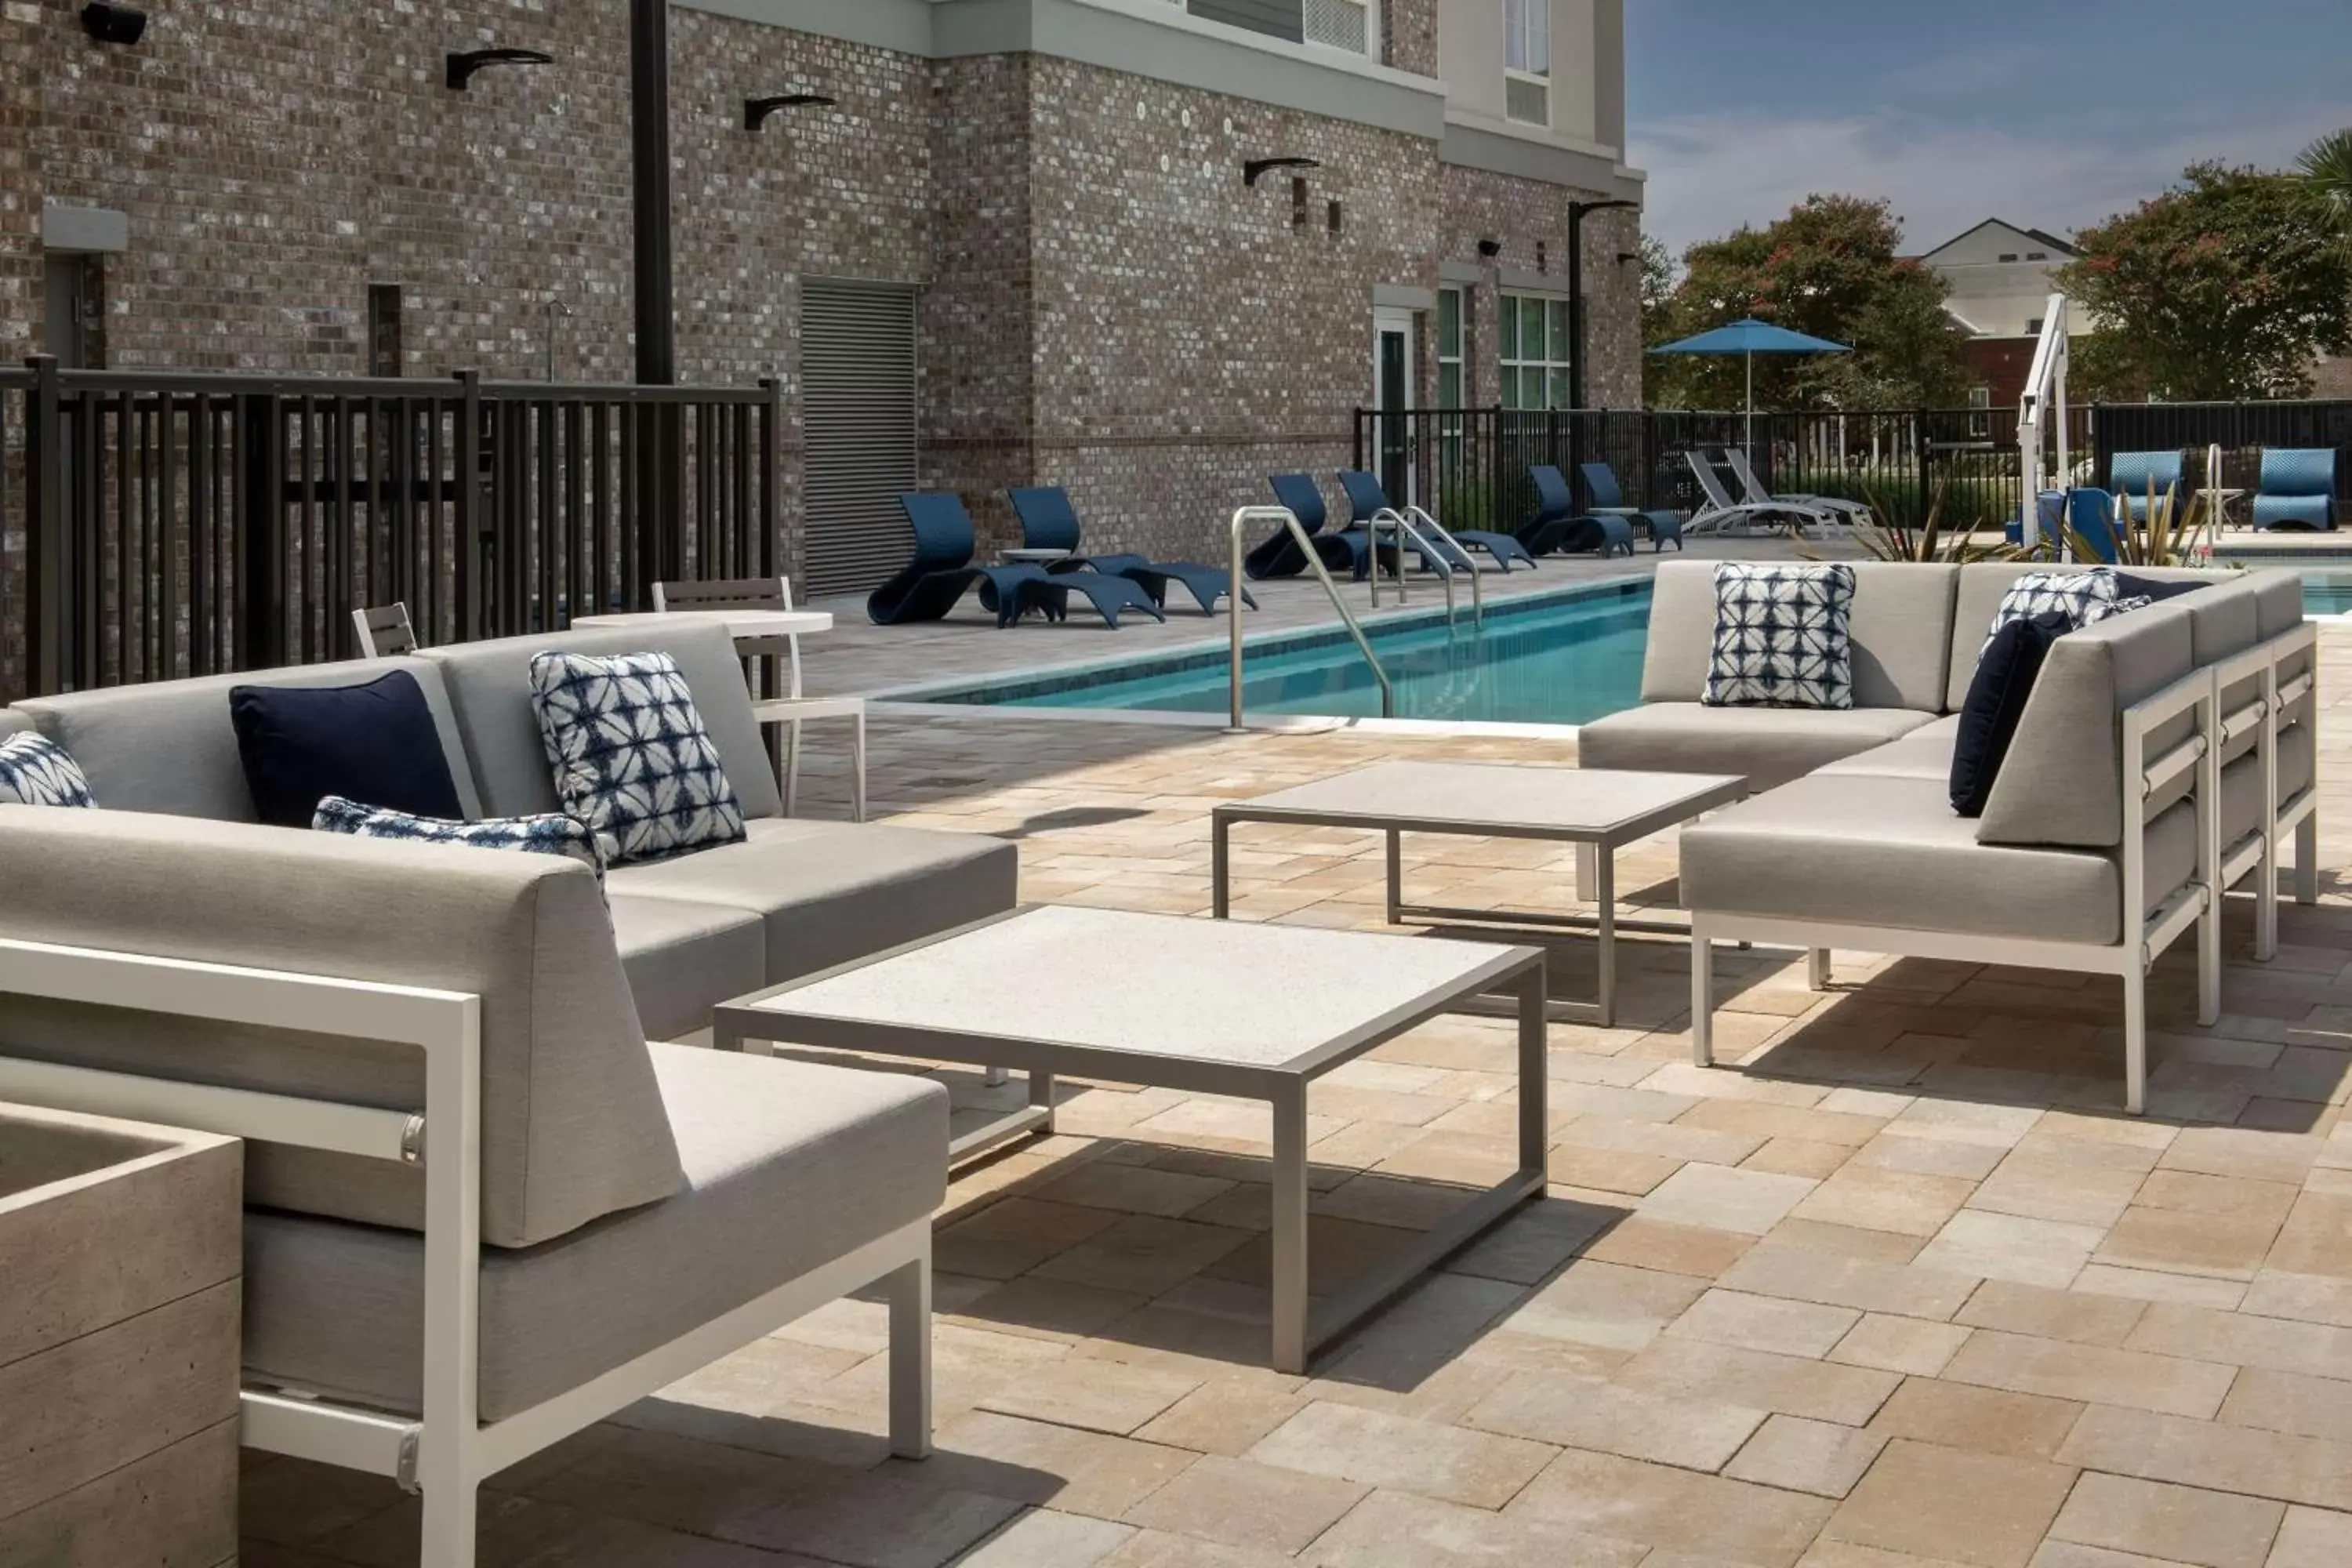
[244,625,2352,1568]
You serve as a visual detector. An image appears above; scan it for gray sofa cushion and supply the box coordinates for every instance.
[2220,721,2315,851]
[608,816,1021,984]
[0,808,683,1249]
[609,895,768,1043]
[1944,567,2294,712]
[1813,713,1961,782]
[1642,559,1956,711]
[1681,775,2198,946]
[1978,596,2197,850]
[242,1044,947,1422]
[13,658,481,822]
[1577,702,1933,794]
[423,622,783,823]
[0,710,38,741]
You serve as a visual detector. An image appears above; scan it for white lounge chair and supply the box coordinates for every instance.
[1682,451,1838,536]
[1722,448,1872,528]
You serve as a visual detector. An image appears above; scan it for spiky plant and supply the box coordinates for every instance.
[1835,475,2007,564]
[2049,481,2212,568]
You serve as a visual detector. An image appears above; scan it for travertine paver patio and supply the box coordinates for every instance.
[242,624,2352,1568]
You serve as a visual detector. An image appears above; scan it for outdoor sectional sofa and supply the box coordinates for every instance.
[1581,559,2318,1114]
[0,618,1020,1566]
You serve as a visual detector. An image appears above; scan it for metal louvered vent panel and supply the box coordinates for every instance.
[800,279,920,598]
[1505,75,1550,126]
[1302,0,1369,53]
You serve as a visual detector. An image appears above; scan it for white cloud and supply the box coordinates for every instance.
[1630,101,2346,260]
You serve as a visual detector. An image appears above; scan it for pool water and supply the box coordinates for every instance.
[2302,572,2352,616]
[926,582,1652,724]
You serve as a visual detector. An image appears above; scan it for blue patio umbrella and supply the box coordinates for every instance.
[1650,318,1851,460]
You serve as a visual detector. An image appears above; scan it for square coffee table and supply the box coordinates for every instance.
[713,905,1548,1374]
[1213,762,1744,1026]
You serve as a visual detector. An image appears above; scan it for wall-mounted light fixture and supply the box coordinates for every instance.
[80,2,146,45]
[1475,238,1501,258]
[743,93,837,132]
[446,47,553,91]
[1243,156,1320,187]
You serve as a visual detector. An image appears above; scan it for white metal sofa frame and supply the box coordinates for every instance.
[0,938,932,1568]
[1690,618,2320,1116]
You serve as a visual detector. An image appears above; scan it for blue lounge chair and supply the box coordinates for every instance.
[1335,470,1536,573]
[1006,486,1256,615]
[871,493,1053,627]
[2254,448,2339,531]
[1579,461,1686,551]
[1523,466,1634,557]
[2109,451,2183,524]
[2067,487,2122,563]
[1256,474,1363,579]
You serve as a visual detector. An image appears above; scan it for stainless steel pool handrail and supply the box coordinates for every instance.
[1228,506,1394,731]
[1403,504,1483,625]
[1366,508,1456,624]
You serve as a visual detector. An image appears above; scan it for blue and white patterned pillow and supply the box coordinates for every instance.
[1981,568,2120,657]
[1704,563,1857,710]
[313,795,606,883]
[528,650,746,866]
[0,733,96,808]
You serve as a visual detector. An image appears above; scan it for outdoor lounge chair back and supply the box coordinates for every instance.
[2110,451,2183,523]
[353,602,419,658]
[1530,464,1576,526]
[1258,474,1362,579]
[1268,473,1330,532]
[0,807,685,1250]
[2254,448,2339,531]
[1337,469,1394,528]
[1006,485,1107,561]
[1522,465,1628,557]
[2068,487,2122,564]
[870,492,1044,626]
[1578,462,1631,511]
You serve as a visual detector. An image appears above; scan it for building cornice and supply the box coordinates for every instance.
[677,0,1447,140]
[1439,115,1644,201]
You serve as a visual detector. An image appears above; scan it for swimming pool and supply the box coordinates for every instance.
[2301,570,2352,616]
[913,580,1652,724]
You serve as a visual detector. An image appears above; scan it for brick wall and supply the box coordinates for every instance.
[1,0,1643,588]
[1438,162,1642,410]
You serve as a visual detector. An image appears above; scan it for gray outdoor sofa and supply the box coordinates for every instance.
[1582,560,2318,1114]
[0,619,1020,1566]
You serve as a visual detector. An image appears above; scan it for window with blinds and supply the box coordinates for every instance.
[799,279,920,597]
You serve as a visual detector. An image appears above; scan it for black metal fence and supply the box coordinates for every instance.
[1353,402,2351,538]
[0,360,784,702]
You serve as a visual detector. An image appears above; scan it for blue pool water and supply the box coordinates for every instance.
[921,582,1652,724]
[2302,572,2352,616]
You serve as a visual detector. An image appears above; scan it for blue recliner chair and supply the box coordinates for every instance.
[2067,487,2122,564]
[871,493,1054,626]
[1006,485,1256,614]
[2254,448,2339,532]
[1522,466,1633,557]
[1334,470,1535,573]
[2109,451,2184,524]
[1260,474,1364,579]
[1577,461,1683,551]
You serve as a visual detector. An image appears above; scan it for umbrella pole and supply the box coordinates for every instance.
[1744,350,1754,464]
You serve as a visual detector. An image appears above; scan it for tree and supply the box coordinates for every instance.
[2057,162,2352,401]
[1644,194,1969,410]
[2299,128,2352,247]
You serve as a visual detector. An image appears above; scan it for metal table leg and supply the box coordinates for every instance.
[1211,811,1231,920]
[1270,1081,1310,1374]
[1385,829,1403,925]
[1594,846,1617,1028]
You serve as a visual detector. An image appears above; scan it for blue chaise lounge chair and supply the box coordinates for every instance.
[1255,474,1363,579]
[1578,461,1686,550]
[1521,465,1634,557]
[2254,448,2339,532]
[1006,486,1257,615]
[871,493,1051,626]
[2109,450,2184,524]
[1335,470,1536,574]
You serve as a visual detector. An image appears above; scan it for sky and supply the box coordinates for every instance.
[1625,0,2352,260]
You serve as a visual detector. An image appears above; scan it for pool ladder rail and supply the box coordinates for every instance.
[1364,506,1483,629]
[1227,506,1396,729]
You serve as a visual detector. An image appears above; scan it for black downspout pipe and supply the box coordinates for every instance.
[631,0,681,597]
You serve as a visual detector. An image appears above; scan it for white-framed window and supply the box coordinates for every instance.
[1498,292,1571,409]
[1303,0,1376,56]
[1504,0,1549,125]
[1437,287,1465,408]
[1967,383,1992,438]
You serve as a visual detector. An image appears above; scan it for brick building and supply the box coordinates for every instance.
[2,0,1643,593]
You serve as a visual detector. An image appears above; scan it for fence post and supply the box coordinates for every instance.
[453,370,482,641]
[759,376,783,582]
[24,356,66,694]
[236,389,287,671]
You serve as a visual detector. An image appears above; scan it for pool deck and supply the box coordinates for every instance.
[800,536,1843,701]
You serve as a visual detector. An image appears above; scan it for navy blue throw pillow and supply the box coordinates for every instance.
[231,670,465,828]
[2111,571,2208,604]
[1951,609,2073,818]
